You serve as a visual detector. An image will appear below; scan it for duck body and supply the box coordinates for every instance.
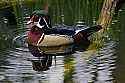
[36,34,74,46]
[27,25,102,55]
[28,28,75,47]
[27,27,75,55]
[26,10,102,56]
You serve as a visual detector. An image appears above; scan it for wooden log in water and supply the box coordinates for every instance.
[97,0,118,28]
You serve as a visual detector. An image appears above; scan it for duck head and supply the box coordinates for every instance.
[27,10,51,46]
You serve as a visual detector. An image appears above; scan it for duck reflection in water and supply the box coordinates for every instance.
[31,55,52,71]
[28,40,90,71]
[28,45,52,71]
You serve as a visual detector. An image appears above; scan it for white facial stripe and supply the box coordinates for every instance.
[36,23,45,28]
[36,18,45,28]
[42,17,50,28]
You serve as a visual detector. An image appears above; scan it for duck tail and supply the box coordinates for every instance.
[78,25,102,37]
[73,25,102,43]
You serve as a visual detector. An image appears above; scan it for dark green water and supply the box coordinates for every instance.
[0,0,124,83]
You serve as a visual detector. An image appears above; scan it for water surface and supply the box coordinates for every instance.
[0,0,124,83]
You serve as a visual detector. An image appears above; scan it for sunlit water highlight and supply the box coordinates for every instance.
[73,41,116,83]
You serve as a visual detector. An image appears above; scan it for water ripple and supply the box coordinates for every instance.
[0,26,65,83]
[72,41,116,83]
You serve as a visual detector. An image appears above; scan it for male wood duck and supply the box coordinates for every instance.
[27,10,102,56]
